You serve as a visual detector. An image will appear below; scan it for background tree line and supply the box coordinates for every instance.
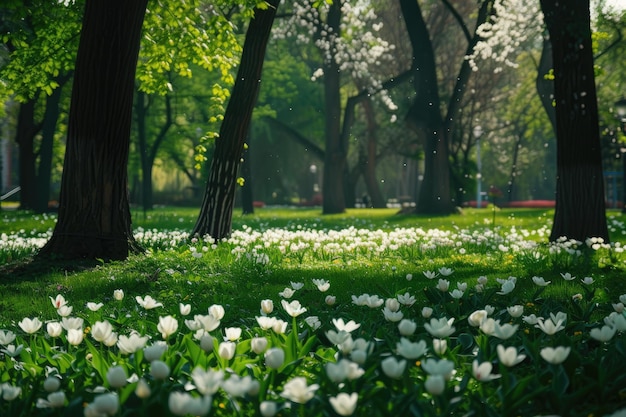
[0,0,625,260]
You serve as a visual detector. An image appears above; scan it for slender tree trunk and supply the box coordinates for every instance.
[39,0,148,260]
[540,0,609,242]
[35,77,68,213]
[321,0,345,214]
[192,0,279,239]
[15,99,39,210]
[241,144,254,215]
[135,92,172,211]
[362,98,385,208]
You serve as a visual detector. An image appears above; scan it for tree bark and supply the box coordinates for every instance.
[192,0,279,239]
[136,91,173,211]
[35,75,70,213]
[321,0,345,214]
[39,0,148,260]
[540,0,609,242]
[399,0,450,214]
[536,36,557,132]
[241,144,254,215]
[361,97,385,208]
[15,98,40,210]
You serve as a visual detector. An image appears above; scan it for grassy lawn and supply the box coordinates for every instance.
[1,206,624,325]
[1,206,626,416]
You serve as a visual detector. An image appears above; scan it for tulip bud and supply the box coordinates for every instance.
[43,376,61,392]
[260,401,278,417]
[251,337,268,354]
[93,393,119,415]
[218,341,236,360]
[260,299,274,315]
[325,295,336,306]
[150,360,170,380]
[421,307,433,318]
[425,375,445,395]
[200,333,214,353]
[135,378,151,399]
[398,319,417,336]
[106,366,127,389]
[264,347,285,369]
[47,322,63,338]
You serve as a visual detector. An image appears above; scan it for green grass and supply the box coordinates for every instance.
[1,206,625,326]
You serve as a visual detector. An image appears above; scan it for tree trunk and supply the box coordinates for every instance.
[536,37,557,132]
[35,75,71,213]
[39,0,148,261]
[15,98,40,210]
[192,0,279,239]
[321,0,345,214]
[399,0,451,214]
[241,144,254,215]
[540,0,609,242]
[362,97,385,208]
[135,92,172,212]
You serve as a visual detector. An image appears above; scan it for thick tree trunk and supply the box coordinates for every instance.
[540,0,609,242]
[192,0,279,239]
[399,0,451,214]
[536,37,557,132]
[16,99,39,210]
[39,0,148,260]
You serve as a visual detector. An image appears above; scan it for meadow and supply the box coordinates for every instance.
[1,206,626,416]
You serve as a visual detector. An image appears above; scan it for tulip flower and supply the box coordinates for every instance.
[168,392,212,416]
[50,294,67,309]
[536,317,565,335]
[150,360,170,380]
[424,374,446,395]
[91,321,114,343]
[260,401,278,417]
[433,338,447,355]
[86,302,104,312]
[0,330,16,345]
[281,299,307,317]
[36,391,66,408]
[421,358,455,379]
[424,317,456,338]
[43,377,61,393]
[312,278,330,292]
[67,328,84,346]
[224,327,241,341]
[260,299,274,315]
[325,295,336,306]
[208,304,225,320]
[497,345,526,367]
[590,325,617,342]
[218,341,236,360]
[507,305,524,318]
[179,303,191,316]
[191,368,223,396]
[117,333,149,355]
[381,356,406,379]
[329,392,358,416]
[265,347,285,369]
[18,317,42,334]
[56,305,73,317]
[1,383,21,401]
[144,342,168,362]
[540,346,571,365]
[396,338,427,360]
[472,360,501,381]
[92,393,119,416]
[107,366,128,388]
[398,319,417,336]
[113,289,124,301]
[46,322,63,338]
[135,379,151,399]
[135,295,163,310]
[251,336,268,354]
[468,310,488,327]
[280,377,319,403]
